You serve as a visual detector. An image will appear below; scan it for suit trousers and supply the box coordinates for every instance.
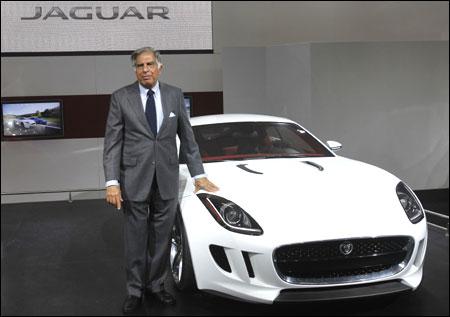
[123,176,177,297]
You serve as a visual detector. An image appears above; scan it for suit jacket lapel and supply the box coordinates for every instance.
[159,82,169,134]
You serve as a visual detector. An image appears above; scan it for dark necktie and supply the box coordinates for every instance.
[145,89,157,136]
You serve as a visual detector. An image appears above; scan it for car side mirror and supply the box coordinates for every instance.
[326,140,343,151]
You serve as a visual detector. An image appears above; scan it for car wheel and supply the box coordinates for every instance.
[170,211,196,291]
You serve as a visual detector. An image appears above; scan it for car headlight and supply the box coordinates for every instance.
[197,193,263,235]
[396,182,424,224]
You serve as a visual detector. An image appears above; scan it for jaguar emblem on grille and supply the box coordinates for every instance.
[339,242,353,255]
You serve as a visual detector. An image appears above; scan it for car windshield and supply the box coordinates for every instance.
[180,122,334,163]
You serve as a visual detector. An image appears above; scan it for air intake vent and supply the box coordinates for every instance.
[210,245,231,273]
[242,251,255,278]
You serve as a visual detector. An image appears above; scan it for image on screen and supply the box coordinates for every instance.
[1,100,64,139]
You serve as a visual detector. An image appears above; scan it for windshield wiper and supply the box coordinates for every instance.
[263,154,312,159]
[203,156,270,163]
[202,154,324,163]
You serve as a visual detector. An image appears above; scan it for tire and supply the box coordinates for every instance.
[170,211,197,291]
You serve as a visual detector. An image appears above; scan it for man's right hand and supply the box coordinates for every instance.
[106,185,123,210]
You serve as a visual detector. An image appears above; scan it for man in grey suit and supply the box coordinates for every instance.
[103,47,218,314]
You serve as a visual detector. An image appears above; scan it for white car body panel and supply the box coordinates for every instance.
[176,114,428,304]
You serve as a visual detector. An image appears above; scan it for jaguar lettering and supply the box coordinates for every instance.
[21,6,170,20]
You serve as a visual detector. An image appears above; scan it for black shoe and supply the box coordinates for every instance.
[122,295,142,314]
[149,290,176,305]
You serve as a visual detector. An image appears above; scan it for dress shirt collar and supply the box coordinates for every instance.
[139,81,160,96]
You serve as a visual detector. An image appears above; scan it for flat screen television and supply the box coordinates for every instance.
[184,95,192,117]
[1,100,64,140]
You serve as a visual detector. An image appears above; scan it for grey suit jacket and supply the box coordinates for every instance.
[103,81,204,201]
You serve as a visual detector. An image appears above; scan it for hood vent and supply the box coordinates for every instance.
[237,164,263,175]
[302,161,324,171]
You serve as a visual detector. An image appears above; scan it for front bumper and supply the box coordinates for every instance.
[275,280,411,302]
[180,196,428,304]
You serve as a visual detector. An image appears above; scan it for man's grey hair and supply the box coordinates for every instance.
[130,47,163,68]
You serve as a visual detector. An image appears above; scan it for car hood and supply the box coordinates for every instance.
[198,157,414,243]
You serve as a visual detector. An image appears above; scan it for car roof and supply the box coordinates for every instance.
[189,114,297,127]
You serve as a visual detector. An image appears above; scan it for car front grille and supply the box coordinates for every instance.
[273,236,414,284]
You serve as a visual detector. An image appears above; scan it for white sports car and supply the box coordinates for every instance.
[13,117,36,129]
[171,114,427,304]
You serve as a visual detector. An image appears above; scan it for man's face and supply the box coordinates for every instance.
[134,51,162,88]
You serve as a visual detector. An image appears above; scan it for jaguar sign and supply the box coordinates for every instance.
[1,1,212,54]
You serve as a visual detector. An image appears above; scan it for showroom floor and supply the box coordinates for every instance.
[1,199,448,316]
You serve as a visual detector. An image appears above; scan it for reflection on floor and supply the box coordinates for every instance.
[1,200,448,316]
